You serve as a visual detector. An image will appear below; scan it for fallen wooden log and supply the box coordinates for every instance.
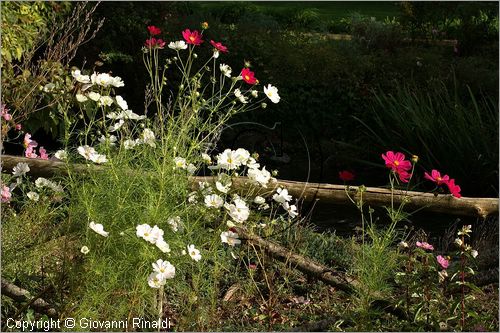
[235,226,359,292]
[1,279,58,318]
[2,154,498,218]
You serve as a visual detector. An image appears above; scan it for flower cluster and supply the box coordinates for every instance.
[382,150,461,198]
[136,224,171,253]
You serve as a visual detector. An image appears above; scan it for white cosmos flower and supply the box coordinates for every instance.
[91,72,114,87]
[187,191,198,204]
[213,50,220,59]
[98,96,114,107]
[215,181,231,194]
[76,94,88,102]
[220,230,241,247]
[454,238,463,247]
[147,272,166,289]
[54,150,68,160]
[123,139,137,150]
[141,128,156,147]
[168,40,188,51]
[152,259,176,279]
[27,191,39,202]
[174,157,187,169]
[80,246,90,254]
[220,64,232,77]
[148,225,164,244]
[136,223,152,238]
[246,157,260,169]
[89,221,109,237]
[201,153,212,164]
[111,76,125,88]
[204,194,224,208]
[234,148,250,165]
[71,69,91,83]
[108,120,125,132]
[107,110,146,120]
[167,216,181,232]
[282,202,298,218]
[234,89,248,104]
[217,149,240,170]
[89,152,108,164]
[471,249,478,258]
[156,239,171,253]
[272,187,292,204]
[99,135,117,146]
[254,196,266,205]
[187,244,202,262]
[34,177,63,192]
[88,91,101,101]
[77,145,96,160]
[264,84,280,103]
[247,167,271,187]
[251,90,258,98]
[186,163,196,175]
[115,96,128,110]
[224,198,250,223]
[12,162,30,177]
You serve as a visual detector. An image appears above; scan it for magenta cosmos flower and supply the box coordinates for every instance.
[339,170,355,182]
[210,40,228,53]
[446,179,462,198]
[241,68,257,85]
[147,25,161,36]
[182,29,203,45]
[381,151,412,183]
[436,255,449,269]
[145,37,166,49]
[416,241,434,251]
[424,169,450,185]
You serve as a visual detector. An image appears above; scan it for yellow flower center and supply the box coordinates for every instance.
[437,177,442,181]
[244,75,250,81]
[394,160,399,166]
[189,36,195,42]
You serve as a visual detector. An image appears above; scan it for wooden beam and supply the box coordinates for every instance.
[2,155,497,218]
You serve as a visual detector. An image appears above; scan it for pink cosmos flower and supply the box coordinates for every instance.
[381,150,412,183]
[25,146,38,159]
[147,25,161,36]
[416,241,434,251]
[1,185,11,203]
[436,255,449,269]
[15,124,22,131]
[241,68,257,85]
[339,170,355,182]
[182,29,203,45]
[446,179,461,198]
[145,38,166,49]
[424,169,450,185]
[39,146,49,160]
[23,133,38,149]
[1,104,12,121]
[382,151,412,172]
[210,40,228,53]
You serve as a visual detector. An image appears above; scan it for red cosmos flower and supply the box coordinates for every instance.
[446,178,462,198]
[145,38,166,49]
[147,25,161,36]
[241,68,257,85]
[210,40,228,53]
[339,170,355,182]
[182,29,203,45]
[424,169,450,185]
[381,150,412,183]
